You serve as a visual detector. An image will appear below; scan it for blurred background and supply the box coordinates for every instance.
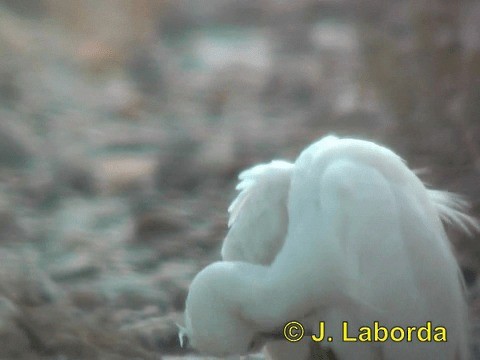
[0,0,479,359]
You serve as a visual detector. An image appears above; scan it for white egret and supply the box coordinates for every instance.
[180,135,478,359]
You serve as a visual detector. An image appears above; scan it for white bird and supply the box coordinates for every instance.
[180,135,479,359]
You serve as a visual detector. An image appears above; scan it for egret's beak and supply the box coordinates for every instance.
[258,330,285,342]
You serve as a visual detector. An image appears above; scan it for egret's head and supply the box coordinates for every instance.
[180,262,266,356]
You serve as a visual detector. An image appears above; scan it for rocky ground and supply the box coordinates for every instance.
[0,1,479,359]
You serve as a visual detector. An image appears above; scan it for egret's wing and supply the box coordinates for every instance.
[259,138,473,359]
[222,160,294,265]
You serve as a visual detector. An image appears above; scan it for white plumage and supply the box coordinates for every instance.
[222,160,293,266]
[180,135,478,359]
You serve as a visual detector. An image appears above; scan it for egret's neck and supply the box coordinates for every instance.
[232,218,346,331]
[226,259,318,332]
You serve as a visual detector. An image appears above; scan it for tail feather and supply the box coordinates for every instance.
[427,189,480,236]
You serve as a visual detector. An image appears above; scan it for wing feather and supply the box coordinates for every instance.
[222,160,293,265]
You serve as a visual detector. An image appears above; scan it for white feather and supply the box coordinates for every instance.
[176,323,188,348]
[182,135,477,359]
[427,189,480,236]
[222,160,293,265]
